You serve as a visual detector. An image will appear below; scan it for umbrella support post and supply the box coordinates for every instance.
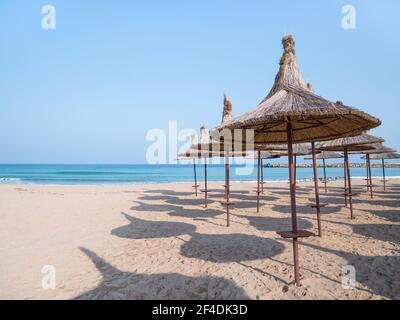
[345,148,354,220]
[294,155,297,188]
[366,158,370,192]
[367,154,373,199]
[257,151,261,213]
[323,159,327,193]
[224,161,227,200]
[344,158,347,206]
[382,159,386,191]
[277,120,314,287]
[221,157,235,227]
[204,159,208,208]
[261,159,265,195]
[311,142,322,237]
[193,159,199,197]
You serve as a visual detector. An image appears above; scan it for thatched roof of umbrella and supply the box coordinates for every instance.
[179,127,248,159]
[304,151,343,160]
[352,144,396,155]
[266,143,312,156]
[316,134,384,152]
[216,35,381,143]
[180,95,249,158]
[361,152,400,160]
[246,151,281,160]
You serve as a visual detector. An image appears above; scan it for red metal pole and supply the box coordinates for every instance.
[257,150,261,213]
[365,157,369,191]
[193,159,198,197]
[345,148,354,220]
[367,154,373,199]
[287,121,300,287]
[344,157,347,205]
[382,159,386,191]
[323,158,327,193]
[226,156,230,227]
[224,158,227,200]
[312,142,322,237]
[261,159,265,195]
[204,158,208,208]
[294,154,297,187]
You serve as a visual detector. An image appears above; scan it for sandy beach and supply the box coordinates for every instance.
[0,179,399,300]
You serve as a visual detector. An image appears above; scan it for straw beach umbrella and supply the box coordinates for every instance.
[317,134,384,218]
[215,35,381,286]
[361,152,400,190]
[304,152,343,193]
[180,95,248,216]
[266,143,312,185]
[358,144,395,198]
[177,153,200,197]
[358,145,396,193]
[247,151,281,213]
[180,126,247,209]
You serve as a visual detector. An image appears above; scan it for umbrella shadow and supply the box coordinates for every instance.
[238,215,313,232]
[131,201,221,218]
[112,213,285,263]
[145,189,193,197]
[362,209,400,223]
[179,233,285,263]
[351,224,400,243]
[74,247,250,300]
[272,204,341,215]
[139,194,215,206]
[112,213,196,239]
[301,242,400,299]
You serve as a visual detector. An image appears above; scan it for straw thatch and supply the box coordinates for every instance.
[178,126,248,159]
[353,144,396,155]
[304,151,343,160]
[216,35,381,143]
[246,151,281,160]
[264,143,312,156]
[361,152,400,160]
[222,94,233,124]
[316,134,384,152]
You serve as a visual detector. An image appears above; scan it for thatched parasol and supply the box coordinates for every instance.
[266,143,312,185]
[246,151,282,212]
[317,134,384,217]
[214,35,381,286]
[359,147,397,191]
[362,152,400,191]
[304,152,343,193]
[179,95,249,220]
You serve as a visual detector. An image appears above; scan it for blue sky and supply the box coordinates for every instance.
[0,0,399,164]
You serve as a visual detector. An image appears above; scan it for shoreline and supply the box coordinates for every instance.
[1,175,400,187]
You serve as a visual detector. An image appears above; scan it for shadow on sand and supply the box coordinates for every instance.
[238,215,313,232]
[301,242,400,299]
[74,247,250,300]
[111,213,285,263]
[131,201,221,218]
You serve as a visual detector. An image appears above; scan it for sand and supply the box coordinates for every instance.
[0,179,399,300]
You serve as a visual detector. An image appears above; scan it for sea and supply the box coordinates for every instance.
[0,164,399,185]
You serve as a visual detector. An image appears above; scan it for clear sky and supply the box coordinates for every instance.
[0,0,399,164]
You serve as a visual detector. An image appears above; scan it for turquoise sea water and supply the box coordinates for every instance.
[0,164,399,185]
